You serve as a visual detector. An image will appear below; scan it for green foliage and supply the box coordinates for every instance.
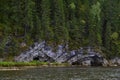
[88,1,102,46]
[51,0,69,44]
[90,1,101,21]
[41,0,54,42]
[0,61,69,67]
[0,0,120,58]
[111,32,119,40]
[69,2,76,9]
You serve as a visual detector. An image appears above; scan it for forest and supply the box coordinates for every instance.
[0,0,120,59]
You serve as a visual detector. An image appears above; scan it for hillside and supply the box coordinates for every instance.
[0,0,120,59]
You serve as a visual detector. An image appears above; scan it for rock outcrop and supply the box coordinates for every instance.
[109,57,120,66]
[15,41,105,66]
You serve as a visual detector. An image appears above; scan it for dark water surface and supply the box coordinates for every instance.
[0,67,120,80]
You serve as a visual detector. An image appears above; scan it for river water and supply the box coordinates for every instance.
[0,67,120,80]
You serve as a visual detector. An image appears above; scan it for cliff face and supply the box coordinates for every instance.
[15,41,106,66]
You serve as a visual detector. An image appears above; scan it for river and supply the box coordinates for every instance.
[0,67,120,80]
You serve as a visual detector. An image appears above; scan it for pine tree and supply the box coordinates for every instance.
[101,0,113,57]
[32,0,42,41]
[51,0,69,44]
[75,0,89,46]
[89,1,102,47]
[19,0,34,38]
[41,0,54,43]
[0,0,120,58]
[67,0,79,48]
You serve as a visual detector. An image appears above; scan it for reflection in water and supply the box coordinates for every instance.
[0,67,120,80]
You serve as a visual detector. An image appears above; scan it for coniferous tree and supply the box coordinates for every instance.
[0,0,120,58]
[89,1,102,47]
[51,0,69,44]
[32,0,42,41]
[19,0,34,38]
[41,0,54,43]
[67,0,80,49]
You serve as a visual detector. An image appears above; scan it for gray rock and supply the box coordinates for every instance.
[117,59,120,66]
[102,58,109,67]
[82,59,91,66]
[0,58,4,62]
[15,41,105,66]
[110,57,120,66]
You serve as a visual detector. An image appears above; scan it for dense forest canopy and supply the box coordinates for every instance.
[0,0,120,59]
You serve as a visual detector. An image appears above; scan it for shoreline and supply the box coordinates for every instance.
[0,65,120,71]
[0,65,70,71]
[0,61,120,71]
[0,62,71,71]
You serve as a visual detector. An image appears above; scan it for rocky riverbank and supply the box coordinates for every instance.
[14,41,120,67]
